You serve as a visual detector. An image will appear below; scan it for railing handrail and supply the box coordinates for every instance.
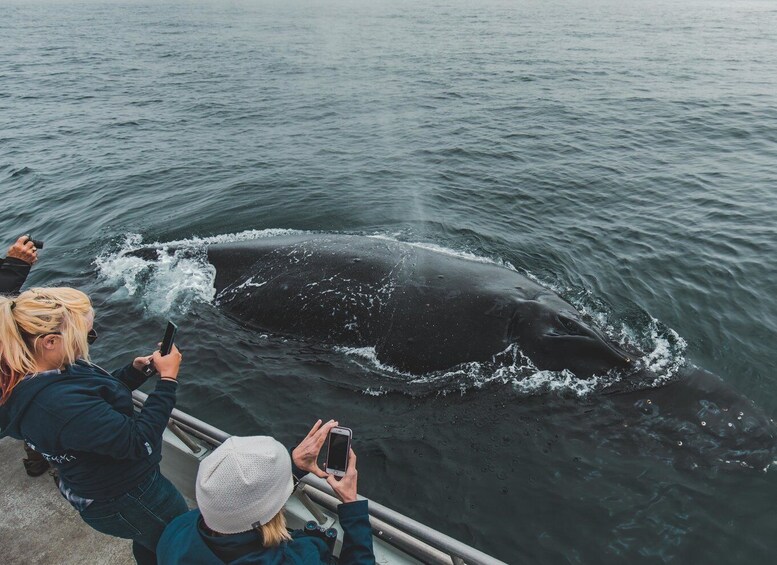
[132,390,507,565]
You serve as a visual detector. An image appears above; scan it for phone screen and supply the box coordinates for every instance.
[326,432,350,472]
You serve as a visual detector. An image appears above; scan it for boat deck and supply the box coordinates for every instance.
[0,437,135,565]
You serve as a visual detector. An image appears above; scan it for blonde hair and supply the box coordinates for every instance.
[261,510,291,547]
[0,287,93,404]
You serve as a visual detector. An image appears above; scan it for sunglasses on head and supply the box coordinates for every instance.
[39,328,98,345]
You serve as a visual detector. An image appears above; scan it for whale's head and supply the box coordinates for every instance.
[509,299,639,378]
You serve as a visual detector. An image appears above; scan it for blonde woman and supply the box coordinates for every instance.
[0,287,188,565]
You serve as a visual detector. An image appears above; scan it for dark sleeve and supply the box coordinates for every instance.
[59,379,178,460]
[0,257,32,294]
[336,500,376,565]
[112,363,150,391]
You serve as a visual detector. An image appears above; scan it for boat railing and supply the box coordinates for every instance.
[132,390,506,565]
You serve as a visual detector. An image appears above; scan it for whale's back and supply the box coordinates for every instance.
[206,234,632,375]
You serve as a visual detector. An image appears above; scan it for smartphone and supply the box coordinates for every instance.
[159,321,178,355]
[325,427,352,478]
[142,321,178,376]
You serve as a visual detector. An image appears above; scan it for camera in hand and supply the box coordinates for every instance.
[142,321,178,377]
[26,237,44,249]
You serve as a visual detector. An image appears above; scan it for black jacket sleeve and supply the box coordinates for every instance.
[58,379,178,460]
[112,363,150,391]
[0,257,32,294]
[337,500,376,565]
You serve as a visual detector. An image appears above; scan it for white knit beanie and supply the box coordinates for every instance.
[196,436,293,534]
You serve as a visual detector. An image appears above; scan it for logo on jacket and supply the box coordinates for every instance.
[25,441,77,464]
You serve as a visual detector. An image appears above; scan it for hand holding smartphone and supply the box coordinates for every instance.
[142,321,178,377]
[325,427,359,504]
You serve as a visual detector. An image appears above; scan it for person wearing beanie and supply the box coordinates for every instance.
[157,420,376,565]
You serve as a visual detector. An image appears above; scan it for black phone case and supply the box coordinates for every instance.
[142,322,177,376]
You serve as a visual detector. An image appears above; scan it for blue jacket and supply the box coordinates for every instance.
[157,500,376,565]
[0,256,31,294]
[0,359,178,499]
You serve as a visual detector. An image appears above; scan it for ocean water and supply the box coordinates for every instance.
[2,0,777,562]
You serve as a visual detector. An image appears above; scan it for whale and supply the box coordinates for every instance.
[127,233,777,469]
[195,233,639,376]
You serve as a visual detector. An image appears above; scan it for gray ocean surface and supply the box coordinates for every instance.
[2,0,777,562]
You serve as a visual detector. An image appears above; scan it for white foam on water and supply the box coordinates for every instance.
[641,319,687,382]
[95,229,303,315]
[147,228,304,248]
[334,346,416,379]
[511,368,610,396]
[337,342,618,398]
[363,387,389,397]
[94,234,151,297]
[367,233,513,267]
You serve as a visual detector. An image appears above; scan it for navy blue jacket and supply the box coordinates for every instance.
[157,500,376,565]
[0,359,177,499]
[0,256,31,294]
